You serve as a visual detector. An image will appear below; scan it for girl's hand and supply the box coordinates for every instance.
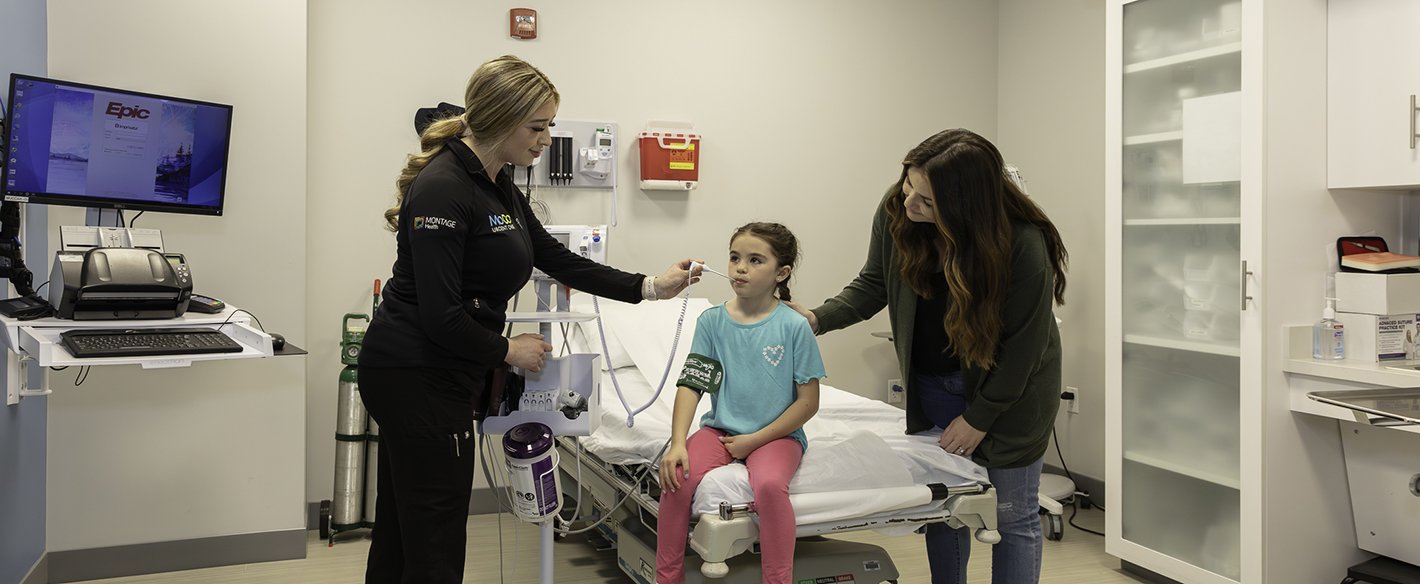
[504,333,552,372]
[653,259,701,299]
[659,443,691,493]
[938,416,986,459]
[783,300,819,333]
[719,433,762,460]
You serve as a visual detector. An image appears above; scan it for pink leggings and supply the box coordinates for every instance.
[656,427,802,584]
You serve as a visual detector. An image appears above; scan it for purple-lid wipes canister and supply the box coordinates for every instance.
[502,422,561,522]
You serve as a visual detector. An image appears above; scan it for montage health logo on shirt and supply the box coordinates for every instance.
[413,216,458,231]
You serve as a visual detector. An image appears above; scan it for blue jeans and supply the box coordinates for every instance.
[914,372,1044,584]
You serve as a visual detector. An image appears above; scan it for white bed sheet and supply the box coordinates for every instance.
[561,294,989,522]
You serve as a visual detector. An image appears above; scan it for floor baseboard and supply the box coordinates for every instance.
[47,530,305,583]
[306,486,509,531]
[20,553,47,584]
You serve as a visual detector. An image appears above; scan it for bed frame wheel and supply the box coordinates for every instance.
[1044,514,1064,541]
[975,528,1002,545]
[701,561,730,578]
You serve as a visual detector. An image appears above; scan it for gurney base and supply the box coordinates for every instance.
[616,520,900,583]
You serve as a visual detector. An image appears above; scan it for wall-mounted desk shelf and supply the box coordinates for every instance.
[2,306,277,405]
[1281,324,1420,435]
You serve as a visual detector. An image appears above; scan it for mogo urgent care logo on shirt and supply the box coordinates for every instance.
[487,213,518,233]
[413,216,457,230]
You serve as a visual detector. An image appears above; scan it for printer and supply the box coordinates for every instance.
[49,247,193,320]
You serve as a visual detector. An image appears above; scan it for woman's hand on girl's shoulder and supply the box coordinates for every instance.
[783,300,819,333]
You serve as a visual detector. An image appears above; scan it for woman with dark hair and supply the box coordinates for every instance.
[788,128,1067,584]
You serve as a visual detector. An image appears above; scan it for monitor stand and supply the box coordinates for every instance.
[84,207,126,228]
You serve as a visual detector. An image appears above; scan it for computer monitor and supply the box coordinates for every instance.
[1,74,232,216]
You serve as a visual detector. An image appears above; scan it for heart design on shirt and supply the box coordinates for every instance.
[762,344,785,367]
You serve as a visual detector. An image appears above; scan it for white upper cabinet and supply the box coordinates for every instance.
[1328,0,1420,189]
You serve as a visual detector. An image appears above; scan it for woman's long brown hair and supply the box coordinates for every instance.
[884,129,1067,369]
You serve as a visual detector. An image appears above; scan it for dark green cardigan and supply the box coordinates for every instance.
[811,198,1061,469]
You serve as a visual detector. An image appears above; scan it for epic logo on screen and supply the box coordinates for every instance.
[105,102,151,120]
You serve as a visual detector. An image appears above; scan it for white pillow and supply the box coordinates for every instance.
[566,294,715,375]
[567,294,636,370]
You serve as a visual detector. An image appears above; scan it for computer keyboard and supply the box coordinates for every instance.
[60,327,244,358]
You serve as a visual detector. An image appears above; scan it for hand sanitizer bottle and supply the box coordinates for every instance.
[1312,298,1345,360]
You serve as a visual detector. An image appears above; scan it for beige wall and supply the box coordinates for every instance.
[1261,0,1395,579]
[997,0,1107,481]
[306,0,1000,502]
[44,0,308,550]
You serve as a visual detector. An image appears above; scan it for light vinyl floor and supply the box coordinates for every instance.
[72,508,1148,584]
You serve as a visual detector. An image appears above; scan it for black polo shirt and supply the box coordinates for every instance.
[361,139,645,372]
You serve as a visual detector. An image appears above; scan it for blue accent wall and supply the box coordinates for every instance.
[0,1,49,582]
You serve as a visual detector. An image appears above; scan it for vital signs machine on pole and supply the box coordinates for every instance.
[479,225,607,584]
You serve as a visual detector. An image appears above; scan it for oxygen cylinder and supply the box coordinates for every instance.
[362,416,379,527]
[328,311,372,538]
[331,365,368,532]
[503,422,562,523]
[360,281,381,527]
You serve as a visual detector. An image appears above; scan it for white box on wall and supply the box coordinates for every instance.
[1335,312,1419,361]
[1336,271,1420,315]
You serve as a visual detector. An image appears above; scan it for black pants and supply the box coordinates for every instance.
[358,366,482,584]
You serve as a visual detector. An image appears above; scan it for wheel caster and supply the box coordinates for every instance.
[701,561,729,578]
[318,500,332,541]
[1044,513,1064,541]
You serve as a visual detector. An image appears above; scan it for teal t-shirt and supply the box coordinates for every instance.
[677,302,826,451]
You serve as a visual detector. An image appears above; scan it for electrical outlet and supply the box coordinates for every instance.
[1066,386,1080,414]
[886,378,904,403]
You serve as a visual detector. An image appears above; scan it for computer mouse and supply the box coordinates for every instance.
[269,333,286,351]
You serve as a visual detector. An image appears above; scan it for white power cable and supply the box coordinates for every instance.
[484,286,691,552]
[593,295,689,427]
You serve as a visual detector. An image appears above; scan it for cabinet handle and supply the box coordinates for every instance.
[1240,260,1253,311]
[1412,95,1418,149]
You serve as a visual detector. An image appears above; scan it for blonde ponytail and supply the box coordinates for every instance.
[385,117,466,231]
[384,55,559,231]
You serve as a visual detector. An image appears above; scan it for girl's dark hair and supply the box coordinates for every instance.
[731,222,801,302]
[884,128,1068,369]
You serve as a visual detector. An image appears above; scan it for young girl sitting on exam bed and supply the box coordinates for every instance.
[655,222,824,584]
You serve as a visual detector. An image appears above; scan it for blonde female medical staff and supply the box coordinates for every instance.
[358,55,697,584]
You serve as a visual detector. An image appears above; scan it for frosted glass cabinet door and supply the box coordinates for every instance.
[1111,0,1245,581]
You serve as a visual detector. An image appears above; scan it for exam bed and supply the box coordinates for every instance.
[551,296,999,583]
